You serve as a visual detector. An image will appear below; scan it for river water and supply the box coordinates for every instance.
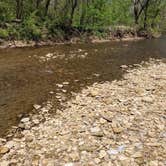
[0,37,165,137]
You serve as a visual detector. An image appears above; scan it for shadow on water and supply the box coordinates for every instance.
[0,37,165,137]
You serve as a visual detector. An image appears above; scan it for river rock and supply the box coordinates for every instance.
[0,146,9,154]
[33,104,41,110]
[99,150,107,158]
[90,127,103,137]
[90,89,99,97]
[142,96,153,103]
[21,117,30,123]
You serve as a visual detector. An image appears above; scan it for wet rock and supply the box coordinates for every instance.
[33,104,41,110]
[21,117,30,123]
[56,84,63,88]
[63,82,69,85]
[120,65,128,69]
[18,123,25,129]
[32,119,40,125]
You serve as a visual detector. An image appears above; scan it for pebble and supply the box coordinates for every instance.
[21,117,30,123]
[33,104,41,110]
[0,147,9,154]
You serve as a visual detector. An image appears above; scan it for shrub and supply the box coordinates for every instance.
[20,12,41,41]
[0,28,9,39]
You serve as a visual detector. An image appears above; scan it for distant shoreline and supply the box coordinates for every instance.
[0,27,161,49]
[0,36,149,49]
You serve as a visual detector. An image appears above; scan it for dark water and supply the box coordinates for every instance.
[0,37,165,137]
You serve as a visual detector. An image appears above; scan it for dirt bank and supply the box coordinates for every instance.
[0,59,165,165]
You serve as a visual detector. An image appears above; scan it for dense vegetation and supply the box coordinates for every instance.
[0,0,165,41]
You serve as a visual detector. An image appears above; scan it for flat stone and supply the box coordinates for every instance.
[90,89,99,97]
[99,150,107,158]
[0,146,9,154]
[21,117,30,123]
[142,96,153,103]
[33,104,41,110]
[90,127,103,137]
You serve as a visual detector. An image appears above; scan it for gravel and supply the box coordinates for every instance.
[0,59,165,165]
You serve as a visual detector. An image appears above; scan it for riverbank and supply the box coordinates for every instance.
[0,28,154,49]
[0,59,165,165]
[0,37,144,49]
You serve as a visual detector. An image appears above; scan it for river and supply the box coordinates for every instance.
[0,37,165,137]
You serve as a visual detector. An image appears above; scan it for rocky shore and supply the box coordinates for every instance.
[0,59,165,165]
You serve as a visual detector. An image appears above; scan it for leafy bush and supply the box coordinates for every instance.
[20,12,41,41]
[0,28,9,39]
[46,20,65,39]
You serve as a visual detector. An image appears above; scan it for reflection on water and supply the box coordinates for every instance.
[0,37,165,137]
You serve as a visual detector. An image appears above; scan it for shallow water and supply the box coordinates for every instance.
[0,38,165,137]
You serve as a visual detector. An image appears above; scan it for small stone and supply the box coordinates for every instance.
[21,117,30,123]
[99,150,107,158]
[18,123,25,129]
[142,96,153,103]
[94,158,101,164]
[99,118,107,124]
[0,146,9,154]
[63,82,69,85]
[112,126,123,134]
[56,84,63,88]
[0,161,9,166]
[64,163,74,166]
[33,104,41,110]
[132,151,143,158]
[32,119,40,125]
[69,152,80,161]
[90,89,99,97]
[120,65,128,69]
[0,138,6,146]
[25,135,33,142]
[107,148,119,155]
[148,160,158,166]
[90,127,103,137]
[5,141,15,149]
[79,145,97,152]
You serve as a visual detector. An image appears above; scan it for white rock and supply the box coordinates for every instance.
[21,117,30,123]
[33,104,41,110]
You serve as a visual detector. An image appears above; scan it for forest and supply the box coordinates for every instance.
[0,0,166,41]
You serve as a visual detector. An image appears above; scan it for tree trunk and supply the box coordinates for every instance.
[45,0,51,16]
[16,0,23,20]
[69,0,78,27]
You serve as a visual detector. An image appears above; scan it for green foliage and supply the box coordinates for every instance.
[109,0,133,26]
[20,13,41,41]
[0,0,165,40]
[0,28,9,39]
[0,1,14,22]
